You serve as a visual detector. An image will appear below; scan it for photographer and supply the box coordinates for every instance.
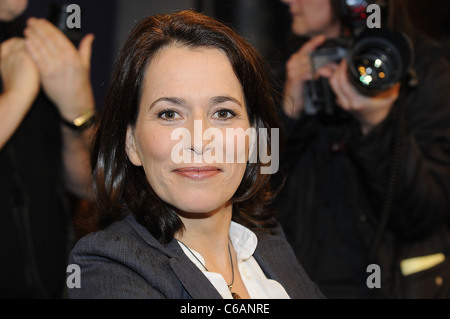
[275,0,450,298]
[0,1,94,298]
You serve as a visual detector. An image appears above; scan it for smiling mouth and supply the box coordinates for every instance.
[173,166,222,180]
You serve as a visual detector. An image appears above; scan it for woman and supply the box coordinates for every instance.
[68,10,323,299]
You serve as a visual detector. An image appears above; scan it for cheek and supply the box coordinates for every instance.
[135,128,176,187]
[308,6,333,30]
[299,0,332,32]
[223,128,251,164]
[222,129,250,187]
[136,130,172,163]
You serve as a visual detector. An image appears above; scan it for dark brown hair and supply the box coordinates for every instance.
[90,10,282,243]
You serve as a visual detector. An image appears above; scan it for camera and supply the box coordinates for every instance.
[47,3,82,46]
[303,0,416,117]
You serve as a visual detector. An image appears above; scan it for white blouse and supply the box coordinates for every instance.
[178,221,290,299]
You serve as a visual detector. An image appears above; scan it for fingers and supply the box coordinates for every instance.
[1,38,32,73]
[1,37,29,63]
[23,18,56,69]
[23,30,52,69]
[298,35,327,55]
[286,35,327,84]
[1,37,19,56]
[329,59,359,110]
[23,18,76,69]
[329,59,401,111]
[283,35,328,118]
[25,18,72,50]
[0,37,40,103]
[78,34,95,70]
[315,62,338,79]
[290,35,327,73]
[328,59,401,134]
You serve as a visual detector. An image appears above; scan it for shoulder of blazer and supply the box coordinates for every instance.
[253,223,325,299]
[70,212,222,299]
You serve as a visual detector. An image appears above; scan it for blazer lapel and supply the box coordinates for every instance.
[166,240,223,299]
[125,213,222,299]
[169,257,222,299]
[253,237,282,281]
[253,230,302,299]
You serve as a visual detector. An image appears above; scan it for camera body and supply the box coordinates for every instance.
[303,0,415,117]
[304,38,350,116]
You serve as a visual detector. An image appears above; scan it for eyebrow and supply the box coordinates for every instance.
[149,97,187,110]
[149,95,243,110]
[210,95,243,108]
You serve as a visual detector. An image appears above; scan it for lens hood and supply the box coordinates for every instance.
[347,28,413,96]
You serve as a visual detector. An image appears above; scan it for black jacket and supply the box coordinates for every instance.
[0,20,69,298]
[273,34,450,298]
[68,213,324,299]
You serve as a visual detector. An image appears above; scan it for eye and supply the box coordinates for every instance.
[212,109,236,120]
[157,109,181,121]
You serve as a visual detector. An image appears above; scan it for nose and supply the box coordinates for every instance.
[185,117,212,156]
[190,119,206,155]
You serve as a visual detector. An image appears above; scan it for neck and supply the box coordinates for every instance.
[306,22,342,39]
[323,20,342,38]
[175,203,249,298]
[175,202,232,254]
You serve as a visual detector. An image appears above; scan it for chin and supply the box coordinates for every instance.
[292,20,307,36]
[176,202,225,215]
[171,194,230,215]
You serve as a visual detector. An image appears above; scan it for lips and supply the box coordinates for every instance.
[173,166,222,180]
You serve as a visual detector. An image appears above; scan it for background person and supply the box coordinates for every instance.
[274,0,450,298]
[0,0,95,298]
[68,10,323,299]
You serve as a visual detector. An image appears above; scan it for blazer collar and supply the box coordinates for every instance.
[123,213,296,299]
[124,213,222,299]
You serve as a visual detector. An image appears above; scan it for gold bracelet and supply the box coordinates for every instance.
[61,109,96,131]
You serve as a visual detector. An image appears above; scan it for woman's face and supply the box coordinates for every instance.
[126,45,250,215]
[281,0,340,37]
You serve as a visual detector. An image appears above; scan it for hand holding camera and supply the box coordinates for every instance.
[320,58,401,134]
[283,35,327,118]
[282,0,417,134]
[303,29,414,133]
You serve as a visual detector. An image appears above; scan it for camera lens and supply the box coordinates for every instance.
[347,29,413,96]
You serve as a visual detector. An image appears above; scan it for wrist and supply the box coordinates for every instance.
[60,109,96,132]
[2,88,37,109]
[283,98,302,119]
[283,82,304,119]
[53,83,95,122]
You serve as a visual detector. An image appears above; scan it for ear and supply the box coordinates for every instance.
[125,125,143,167]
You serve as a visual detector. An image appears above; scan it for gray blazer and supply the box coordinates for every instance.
[68,213,323,299]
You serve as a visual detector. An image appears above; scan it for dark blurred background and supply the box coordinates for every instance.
[21,0,450,110]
